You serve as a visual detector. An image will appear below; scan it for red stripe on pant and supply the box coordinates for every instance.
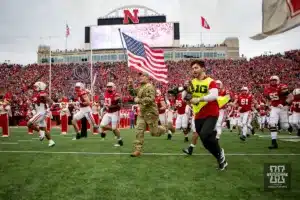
[60,115,68,134]
[28,127,33,134]
[0,113,9,136]
[92,114,100,134]
[46,117,51,132]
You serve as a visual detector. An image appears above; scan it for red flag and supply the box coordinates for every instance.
[201,16,210,29]
[251,0,300,40]
[66,24,70,37]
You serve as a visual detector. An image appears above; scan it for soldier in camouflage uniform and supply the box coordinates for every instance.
[128,72,166,157]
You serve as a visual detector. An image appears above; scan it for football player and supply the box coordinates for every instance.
[72,82,98,140]
[100,82,123,146]
[27,82,55,147]
[289,88,300,136]
[234,87,254,141]
[264,76,290,149]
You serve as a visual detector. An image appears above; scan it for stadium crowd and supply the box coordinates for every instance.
[1,49,299,123]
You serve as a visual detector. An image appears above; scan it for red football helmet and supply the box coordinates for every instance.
[106,82,116,93]
[270,75,280,86]
[293,88,300,98]
[241,86,249,95]
[75,82,84,93]
[216,80,223,89]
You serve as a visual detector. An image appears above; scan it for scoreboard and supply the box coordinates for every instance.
[84,7,180,50]
[91,22,176,49]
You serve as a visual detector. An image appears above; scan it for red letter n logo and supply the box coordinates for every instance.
[123,9,139,24]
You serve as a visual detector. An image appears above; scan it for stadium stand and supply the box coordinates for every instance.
[1,49,299,124]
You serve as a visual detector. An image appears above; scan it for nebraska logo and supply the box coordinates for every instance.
[123,9,139,24]
[287,0,300,17]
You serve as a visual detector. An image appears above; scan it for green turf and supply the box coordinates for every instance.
[0,127,299,200]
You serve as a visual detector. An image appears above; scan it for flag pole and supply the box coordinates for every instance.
[90,42,93,98]
[118,29,129,72]
[49,36,52,98]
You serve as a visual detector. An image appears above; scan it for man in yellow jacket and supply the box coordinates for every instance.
[182,60,228,170]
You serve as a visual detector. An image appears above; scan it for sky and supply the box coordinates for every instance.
[0,0,299,64]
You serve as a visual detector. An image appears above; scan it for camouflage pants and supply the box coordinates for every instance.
[133,113,166,152]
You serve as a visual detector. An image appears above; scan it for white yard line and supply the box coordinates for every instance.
[18,140,33,142]
[0,150,299,156]
[1,142,19,145]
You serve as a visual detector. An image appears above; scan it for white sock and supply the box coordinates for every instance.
[242,125,247,136]
[190,144,195,147]
[271,132,277,140]
[248,124,253,130]
[118,137,122,141]
[39,131,45,137]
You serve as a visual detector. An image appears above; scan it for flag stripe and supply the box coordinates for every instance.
[129,64,169,83]
[127,53,168,76]
[122,32,168,83]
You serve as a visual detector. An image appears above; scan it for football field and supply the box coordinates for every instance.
[0,127,299,200]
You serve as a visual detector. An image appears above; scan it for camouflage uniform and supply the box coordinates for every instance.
[129,82,166,153]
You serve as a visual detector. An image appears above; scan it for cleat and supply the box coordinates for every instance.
[240,135,246,141]
[117,139,123,146]
[72,133,81,140]
[130,151,141,157]
[268,139,278,149]
[39,136,45,141]
[48,140,55,147]
[182,146,193,155]
[184,137,189,142]
[251,128,255,135]
[297,129,300,137]
[218,161,228,171]
[167,133,172,140]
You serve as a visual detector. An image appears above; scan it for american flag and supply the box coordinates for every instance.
[122,32,168,83]
[66,24,70,37]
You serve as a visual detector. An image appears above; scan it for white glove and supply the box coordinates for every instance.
[277,104,283,109]
[191,98,201,105]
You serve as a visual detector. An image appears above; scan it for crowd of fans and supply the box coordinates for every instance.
[1,49,299,123]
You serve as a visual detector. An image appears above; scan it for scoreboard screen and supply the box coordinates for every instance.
[90,22,174,49]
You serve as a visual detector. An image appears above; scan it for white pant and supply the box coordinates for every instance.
[73,107,97,127]
[159,113,167,125]
[176,114,188,129]
[100,111,120,130]
[29,111,47,128]
[239,111,250,136]
[167,110,173,123]
[266,116,270,124]
[216,109,226,136]
[290,112,300,129]
[230,117,238,126]
[269,106,289,130]
[239,111,250,126]
[191,118,196,132]
[259,116,266,128]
